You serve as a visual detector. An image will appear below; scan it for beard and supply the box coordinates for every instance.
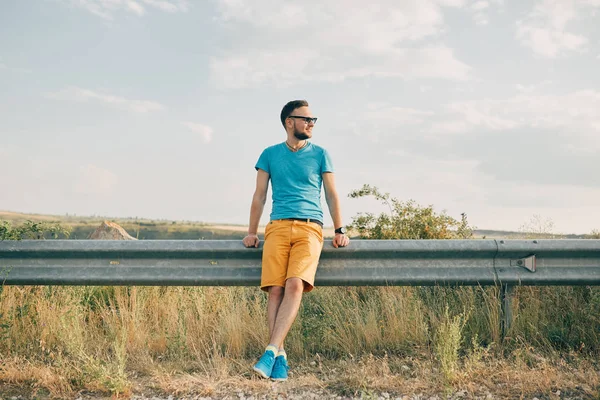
[293,128,310,140]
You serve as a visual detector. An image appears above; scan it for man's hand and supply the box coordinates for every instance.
[243,233,260,248]
[332,233,349,248]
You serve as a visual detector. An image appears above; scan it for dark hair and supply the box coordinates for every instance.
[280,100,309,127]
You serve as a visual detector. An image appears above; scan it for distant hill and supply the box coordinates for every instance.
[0,210,591,240]
[0,211,247,240]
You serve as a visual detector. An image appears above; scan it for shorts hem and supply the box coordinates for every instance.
[260,282,285,292]
[260,278,315,293]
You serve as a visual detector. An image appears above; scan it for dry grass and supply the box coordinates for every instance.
[1,353,597,399]
[0,285,599,398]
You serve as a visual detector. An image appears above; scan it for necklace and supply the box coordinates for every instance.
[285,140,308,152]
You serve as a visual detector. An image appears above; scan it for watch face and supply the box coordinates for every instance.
[337,227,346,234]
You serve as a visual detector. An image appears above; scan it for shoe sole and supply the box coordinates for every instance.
[253,366,270,379]
[271,377,288,382]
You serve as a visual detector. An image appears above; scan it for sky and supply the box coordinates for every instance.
[1,0,599,234]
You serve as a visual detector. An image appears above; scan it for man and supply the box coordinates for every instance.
[242,100,350,381]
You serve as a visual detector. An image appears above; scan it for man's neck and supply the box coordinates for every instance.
[285,138,307,152]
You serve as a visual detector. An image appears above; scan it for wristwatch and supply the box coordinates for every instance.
[334,226,346,235]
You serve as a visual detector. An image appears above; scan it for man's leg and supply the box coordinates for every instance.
[268,222,322,381]
[267,286,284,340]
[266,278,303,381]
[254,285,290,379]
[261,222,291,349]
[269,221,322,349]
[268,277,304,349]
[254,221,291,378]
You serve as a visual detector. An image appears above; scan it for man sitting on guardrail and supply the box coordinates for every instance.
[243,99,350,381]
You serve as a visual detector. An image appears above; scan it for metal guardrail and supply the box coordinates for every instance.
[1,239,599,335]
[1,239,599,286]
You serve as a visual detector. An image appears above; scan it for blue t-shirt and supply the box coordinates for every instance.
[255,142,334,222]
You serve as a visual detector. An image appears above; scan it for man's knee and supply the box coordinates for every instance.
[269,286,284,300]
[285,277,304,295]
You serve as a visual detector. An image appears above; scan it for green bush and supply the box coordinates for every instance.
[348,184,473,239]
[0,220,71,241]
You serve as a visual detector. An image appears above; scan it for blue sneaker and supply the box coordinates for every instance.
[253,349,276,378]
[270,355,289,381]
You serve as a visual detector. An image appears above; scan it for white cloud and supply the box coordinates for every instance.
[0,146,10,158]
[75,165,118,195]
[365,104,435,125]
[515,84,535,93]
[445,102,518,130]
[47,87,165,114]
[471,0,490,10]
[516,0,600,57]
[429,120,470,134]
[182,122,213,143]
[356,104,441,143]
[63,0,189,19]
[468,0,503,26]
[140,0,187,12]
[210,0,472,88]
[211,46,470,89]
[384,152,486,210]
[381,141,600,233]
[431,90,600,148]
[127,1,145,16]
[516,25,586,57]
[0,62,31,73]
[480,185,600,233]
[515,80,553,94]
[214,1,466,41]
[360,88,600,152]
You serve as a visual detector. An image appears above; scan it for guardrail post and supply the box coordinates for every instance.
[500,284,514,339]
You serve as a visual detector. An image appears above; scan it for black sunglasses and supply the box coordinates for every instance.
[288,116,318,124]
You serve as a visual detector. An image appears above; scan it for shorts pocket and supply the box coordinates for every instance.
[264,220,283,240]
[264,221,273,239]
[309,224,323,243]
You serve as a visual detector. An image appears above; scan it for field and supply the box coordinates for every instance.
[1,210,585,240]
[0,212,599,399]
[0,211,307,240]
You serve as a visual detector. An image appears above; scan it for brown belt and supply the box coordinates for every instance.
[278,218,323,227]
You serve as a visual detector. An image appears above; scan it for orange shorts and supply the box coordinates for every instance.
[261,219,324,293]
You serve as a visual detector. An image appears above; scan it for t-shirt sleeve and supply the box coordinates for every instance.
[321,149,334,174]
[255,148,270,173]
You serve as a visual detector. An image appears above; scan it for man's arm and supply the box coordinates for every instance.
[323,172,349,248]
[243,169,270,248]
